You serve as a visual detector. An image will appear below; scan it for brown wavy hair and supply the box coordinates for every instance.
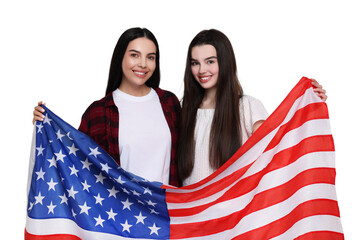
[177,29,244,182]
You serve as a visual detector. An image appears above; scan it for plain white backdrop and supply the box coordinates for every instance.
[1,0,359,238]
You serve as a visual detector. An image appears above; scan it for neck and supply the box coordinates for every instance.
[200,88,217,109]
[118,83,151,97]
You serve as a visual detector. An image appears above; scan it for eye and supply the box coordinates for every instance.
[148,55,156,60]
[191,61,199,66]
[131,53,139,58]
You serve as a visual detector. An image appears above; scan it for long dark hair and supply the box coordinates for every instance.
[178,29,244,181]
[105,27,160,95]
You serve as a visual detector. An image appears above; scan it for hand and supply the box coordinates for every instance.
[33,101,46,124]
[311,79,327,101]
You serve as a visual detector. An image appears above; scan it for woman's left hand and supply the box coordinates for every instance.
[311,79,328,101]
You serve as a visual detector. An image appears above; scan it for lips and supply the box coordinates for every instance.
[133,70,147,78]
[198,75,212,83]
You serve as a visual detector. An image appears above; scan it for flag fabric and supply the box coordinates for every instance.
[25,77,344,239]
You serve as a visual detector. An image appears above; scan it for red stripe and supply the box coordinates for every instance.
[294,231,344,240]
[265,102,329,152]
[231,199,341,240]
[167,135,334,206]
[169,168,336,238]
[25,229,81,240]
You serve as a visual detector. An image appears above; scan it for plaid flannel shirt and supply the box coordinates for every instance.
[78,88,181,186]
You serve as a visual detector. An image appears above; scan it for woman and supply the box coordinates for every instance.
[33,27,181,186]
[177,29,327,186]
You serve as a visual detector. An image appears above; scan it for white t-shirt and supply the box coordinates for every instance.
[112,88,171,184]
[183,95,268,186]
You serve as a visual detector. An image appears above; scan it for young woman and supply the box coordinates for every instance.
[177,29,327,186]
[33,27,181,186]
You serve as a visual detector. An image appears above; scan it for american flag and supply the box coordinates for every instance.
[25,77,344,239]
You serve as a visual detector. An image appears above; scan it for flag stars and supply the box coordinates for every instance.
[100,163,111,173]
[81,158,93,171]
[56,130,65,142]
[35,168,45,181]
[94,193,105,206]
[79,201,91,215]
[36,144,45,156]
[94,214,105,227]
[120,220,132,233]
[114,176,126,184]
[36,123,43,133]
[107,186,119,198]
[43,113,52,125]
[47,201,56,214]
[34,192,45,205]
[89,147,101,158]
[67,143,79,156]
[106,208,118,221]
[67,186,78,199]
[59,193,68,205]
[47,178,58,191]
[149,223,161,235]
[143,187,152,195]
[81,180,91,192]
[47,156,57,168]
[135,212,147,224]
[146,200,157,207]
[121,198,134,211]
[69,165,79,177]
[55,150,66,163]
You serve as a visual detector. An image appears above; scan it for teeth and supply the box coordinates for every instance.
[134,71,145,75]
[201,77,210,80]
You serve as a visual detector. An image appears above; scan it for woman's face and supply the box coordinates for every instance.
[190,44,219,91]
[121,37,157,91]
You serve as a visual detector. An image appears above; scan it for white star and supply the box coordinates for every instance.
[131,189,141,196]
[56,130,65,142]
[36,144,45,156]
[67,186,78,199]
[94,193,105,206]
[148,223,161,235]
[69,165,79,177]
[54,150,66,163]
[106,208,118,221]
[100,163,111,173]
[81,158,93,170]
[72,209,77,219]
[36,123,43,133]
[43,113,52,125]
[89,147,101,158]
[131,177,141,183]
[95,172,106,184]
[79,201,91,215]
[135,212,147,224]
[121,198,133,211]
[120,220,132,233]
[81,180,91,192]
[146,200,157,207]
[35,168,45,181]
[143,187,152,195]
[122,187,130,195]
[94,214,105,227]
[107,186,119,198]
[66,131,73,140]
[47,201,56,214]
[34,192,45,205]
[67,143,79,156]
[150,209,159,215]
[47,178,58,191]
[59,193,68,205]
[47,156,57,168]
[115,176,126,184]
[28,202,34,211]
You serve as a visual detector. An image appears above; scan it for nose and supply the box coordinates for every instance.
[199,63,206,74]
[138,56,147,68]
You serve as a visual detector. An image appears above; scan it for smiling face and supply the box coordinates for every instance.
[120,37,157,95]
[190,44,219,92]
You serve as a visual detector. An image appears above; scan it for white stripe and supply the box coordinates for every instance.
[173,184,338,240]
[168,118,332,210]
[269,215,343,240]
[170,151,335,223]
[26,216,156,240]
[168,88,322,194]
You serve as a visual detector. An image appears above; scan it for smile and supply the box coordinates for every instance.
[133,71,147,78]
[199,75,212,83]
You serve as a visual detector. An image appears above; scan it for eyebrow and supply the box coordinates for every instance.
[191,56,217,61]
[129,49,156,56]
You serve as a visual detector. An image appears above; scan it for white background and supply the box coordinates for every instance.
[1,0,359,238]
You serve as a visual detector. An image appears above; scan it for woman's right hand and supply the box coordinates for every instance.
[33,101,46,124]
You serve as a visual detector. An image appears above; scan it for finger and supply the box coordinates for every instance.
[316,93,328,101]
[35,105,45,113]
[313,88,326,94]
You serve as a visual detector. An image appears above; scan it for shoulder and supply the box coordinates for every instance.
[82,93,114,117]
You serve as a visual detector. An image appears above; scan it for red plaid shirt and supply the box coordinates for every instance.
[78,88,181,186]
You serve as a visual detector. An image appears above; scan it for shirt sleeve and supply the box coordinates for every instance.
[240,95,269,137]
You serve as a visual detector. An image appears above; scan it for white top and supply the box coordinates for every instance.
[112,88,171,184]
[183,95,268,186]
